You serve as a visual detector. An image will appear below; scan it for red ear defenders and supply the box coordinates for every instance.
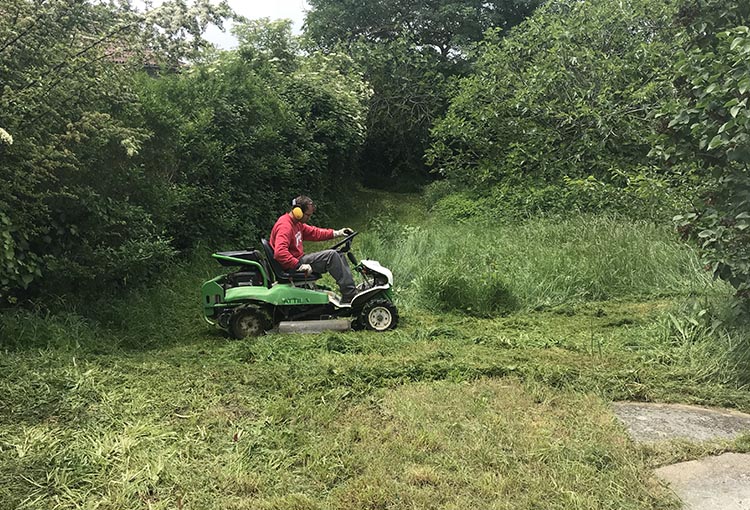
[292,199,305,220]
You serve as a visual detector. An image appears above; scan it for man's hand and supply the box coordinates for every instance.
[333,227,354,238]
[298,263,312,275]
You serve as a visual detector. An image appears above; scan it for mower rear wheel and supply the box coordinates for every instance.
[229,307,270,339]
[359,299,398,331]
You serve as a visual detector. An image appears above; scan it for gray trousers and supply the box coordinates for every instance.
[300,249,356,299]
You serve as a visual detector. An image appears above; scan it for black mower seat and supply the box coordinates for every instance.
[261,238,322,283]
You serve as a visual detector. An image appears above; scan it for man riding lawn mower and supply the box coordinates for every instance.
[201,197,399,339]
[270,196,357,303]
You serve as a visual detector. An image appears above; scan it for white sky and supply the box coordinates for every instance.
[206,0,311,49]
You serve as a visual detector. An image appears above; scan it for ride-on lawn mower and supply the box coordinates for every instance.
[201,232,398,339]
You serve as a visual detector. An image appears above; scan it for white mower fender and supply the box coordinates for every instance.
[360,260,393,285]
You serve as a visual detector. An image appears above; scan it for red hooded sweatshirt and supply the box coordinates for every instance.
[269,213,334,269]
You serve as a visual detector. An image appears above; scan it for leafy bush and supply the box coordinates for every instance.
[422,179,459,206]
[432,193,489,221]
[496,171,692,220]
[137,60,304,249]
[0,1,182,300]
[135,23,370,251]
[428,0,682,191]
[284,51,371,187]
[426,171,690,221]
[653,0,750,299]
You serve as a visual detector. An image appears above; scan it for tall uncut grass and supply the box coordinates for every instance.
[0,252,218,352]
[360,214,725,315]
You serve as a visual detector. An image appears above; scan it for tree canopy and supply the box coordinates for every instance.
[304,0,542,188]
[305,0,541,60]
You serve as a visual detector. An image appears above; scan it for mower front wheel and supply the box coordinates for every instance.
[359,299,399,332]
[229,307,270,339]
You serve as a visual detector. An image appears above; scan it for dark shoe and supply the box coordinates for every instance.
[341,293,356,304]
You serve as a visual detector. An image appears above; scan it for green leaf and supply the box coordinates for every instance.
[724,98,740,108]
[21,274,34,288]
[707,135,724,150]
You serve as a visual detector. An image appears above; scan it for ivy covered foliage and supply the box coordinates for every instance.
[656,0,750,298]
[0,2,368,302]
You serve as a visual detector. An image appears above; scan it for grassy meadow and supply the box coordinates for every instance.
[1,191,749,509]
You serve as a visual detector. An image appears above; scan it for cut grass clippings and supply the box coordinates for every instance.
[324,379,678,510]
[1,298,748,509]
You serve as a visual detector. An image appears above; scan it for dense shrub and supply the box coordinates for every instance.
[0,1,179,300]
[431,193,489,221]
[0,4,368,303]
[653,0,750,299]
[428,0,682,192]
[136,37,369,251]
[425,171,690,222]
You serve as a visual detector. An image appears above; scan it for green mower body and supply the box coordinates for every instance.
[201,233,398,338]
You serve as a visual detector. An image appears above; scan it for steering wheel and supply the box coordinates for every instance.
[328,231,358,252]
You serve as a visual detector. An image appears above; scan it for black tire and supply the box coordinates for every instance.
[358,299,399,331]
[229,307,270,339]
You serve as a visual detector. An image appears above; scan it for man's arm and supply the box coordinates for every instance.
[301,224,334,242]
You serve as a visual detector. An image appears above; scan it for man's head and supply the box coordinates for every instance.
[291,196,315,223]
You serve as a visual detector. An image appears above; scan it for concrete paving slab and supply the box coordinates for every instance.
[613,402,750,443]
[655,453,750,510]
